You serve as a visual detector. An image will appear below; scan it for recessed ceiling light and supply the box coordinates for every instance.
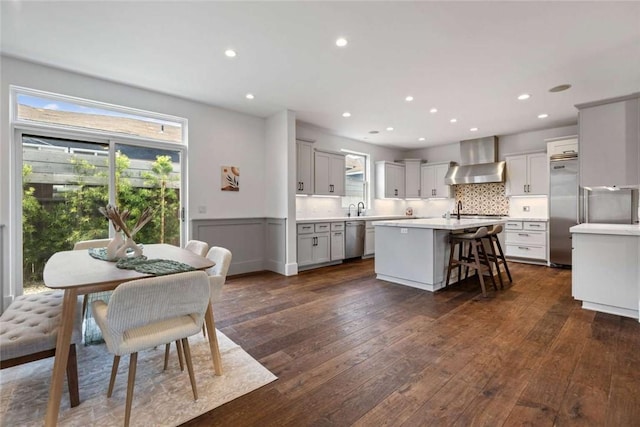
[342,112,351,118]
[430,108,438,113]
[418,137,425,141]
[405,96,414,102]
[224,49,237,58]
[245,93,254,100]
[549,84,572,93]
[517,93,531,100]
[470,127,479,132]
[386,127,394,131]
[538,113,549,119]
[450,118,457,123]
[336,38,348,47]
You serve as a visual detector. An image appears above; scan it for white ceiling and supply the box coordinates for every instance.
[2,1,639,149]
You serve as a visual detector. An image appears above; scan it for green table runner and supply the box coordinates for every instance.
[115,257,196,275]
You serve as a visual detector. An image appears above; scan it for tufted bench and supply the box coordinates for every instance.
[0,291,83,408]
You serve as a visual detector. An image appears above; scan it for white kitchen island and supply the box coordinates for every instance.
[374,218,505,292]
[570,223,640,320]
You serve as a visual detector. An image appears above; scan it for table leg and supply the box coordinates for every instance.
[45,288,78,427]
[204,304,223,376]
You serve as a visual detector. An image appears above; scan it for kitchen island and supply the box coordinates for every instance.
[374,218,505,291]
[570,223,640,320]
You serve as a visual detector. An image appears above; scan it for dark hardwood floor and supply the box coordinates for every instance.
[184,258,640,426]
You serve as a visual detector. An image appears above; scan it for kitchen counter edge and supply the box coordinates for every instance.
[570,223,640,236]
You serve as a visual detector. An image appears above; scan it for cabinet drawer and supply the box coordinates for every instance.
[506,244,546,260]
[315,223,331,233]
[506,231,546,246]
[505,221,523,230]
[331,222,345,231]
[524,221,547,231]
[297,224,314,234]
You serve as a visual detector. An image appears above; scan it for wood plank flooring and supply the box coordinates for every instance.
[183,259,640,426]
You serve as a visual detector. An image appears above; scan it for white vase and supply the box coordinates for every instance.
[115,236,143,259]
[106,232,124,261]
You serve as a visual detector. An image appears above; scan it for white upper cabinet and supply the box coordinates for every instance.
[420,162,452,199]
[576,93,639,188]
[401,159,422,198]
[375,161,406,198]
[296,141,313,195]
[546,136,578,157]
[505,152,548,196]
[314,150,346,196]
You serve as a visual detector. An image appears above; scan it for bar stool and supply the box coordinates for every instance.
[484,224,512,286]
[445,227,496,297]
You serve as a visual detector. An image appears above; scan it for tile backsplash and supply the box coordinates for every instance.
[454,183,509,215]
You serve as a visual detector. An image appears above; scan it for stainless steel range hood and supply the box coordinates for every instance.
[444,136,505,185]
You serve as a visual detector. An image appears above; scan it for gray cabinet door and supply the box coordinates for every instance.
[314,233,331,263]
[331,231,345,261]
[296,142,313,195]
[297,234,315,266]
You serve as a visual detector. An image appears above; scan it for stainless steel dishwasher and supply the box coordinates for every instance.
[345,221,365,258]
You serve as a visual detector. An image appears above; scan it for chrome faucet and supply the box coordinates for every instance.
[348,203,356,217]
[457,201,462,220]
[357,202,365,217]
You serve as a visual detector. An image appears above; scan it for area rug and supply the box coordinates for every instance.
[0,330,277,426]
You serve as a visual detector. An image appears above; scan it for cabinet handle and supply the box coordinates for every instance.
[529,224,540,227]
[432,189,436,196]
[523,184,526,193]
[303,226,311,229]
[334,232,342,236]
[518,246,530,250]
[562,150,576,154]
[319,225,327,228]
[518,233,529,236]
[301,182,304,191]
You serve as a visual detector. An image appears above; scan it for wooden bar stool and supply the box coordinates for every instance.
[483,224,512,287]
[445,227,496,297]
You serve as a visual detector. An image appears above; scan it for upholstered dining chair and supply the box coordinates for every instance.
[185,240,209,258]
[92,271,210,427]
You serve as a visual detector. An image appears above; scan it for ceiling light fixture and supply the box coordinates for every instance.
[418,137,425,141]
[342,112,351,118]
[549,84,572,93]
[470,127,479,132]
[245,93,255,100]
[517,93,531,100]
[450,118,457,123]
[336,38,348,47]
[538,113,549,119]
[430,108,438,113]
[386,127,394,131]
[224,49,237,58]
[405,96,414,102]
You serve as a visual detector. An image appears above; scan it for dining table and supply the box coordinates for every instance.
[42,243,222,427]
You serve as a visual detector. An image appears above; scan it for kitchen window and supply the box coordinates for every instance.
[341,152,368,208]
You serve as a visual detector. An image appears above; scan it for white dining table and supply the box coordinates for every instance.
[42,243,222,426]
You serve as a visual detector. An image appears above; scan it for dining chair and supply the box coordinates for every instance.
[91,271,210,427]
[185,240,209,258]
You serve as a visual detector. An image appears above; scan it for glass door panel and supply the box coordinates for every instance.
[114,144,182,246]
[22,135,109,293]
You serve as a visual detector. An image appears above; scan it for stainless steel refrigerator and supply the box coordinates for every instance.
[549,153,635,267]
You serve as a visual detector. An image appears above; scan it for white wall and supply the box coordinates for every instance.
[296,122,407,217]
[0,56,269,304]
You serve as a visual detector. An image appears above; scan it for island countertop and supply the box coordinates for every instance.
[373,218,506,230]
[570,223,640,236]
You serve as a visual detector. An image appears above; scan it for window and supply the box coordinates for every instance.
[342,153,368,208]
[14,87,184,143]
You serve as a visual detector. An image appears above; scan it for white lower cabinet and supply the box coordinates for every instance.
[364,221,375,256]
[505,220,548,262]
[298,221,344,267]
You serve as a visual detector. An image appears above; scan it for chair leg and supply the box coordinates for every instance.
[124,353,138,427]
[494,237,512,282]
[445,240,456,287]
[175,340,185,371]
[66,344,80,408]
[487,236,504,289]
[163,343,170,371]
[181,338,198,401]
[107,355,120,398]
[202,324,206,338]
[470,242,487,297]
[81,295,88,317]
[478,241,497,291]
[457,240,463,283]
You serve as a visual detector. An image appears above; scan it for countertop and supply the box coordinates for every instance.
[373,218,506,230]
[570,223,640,236]
[505,217,549,222]
[297,215,414,223]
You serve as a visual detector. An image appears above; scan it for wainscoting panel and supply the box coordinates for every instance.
[192,218,286,276]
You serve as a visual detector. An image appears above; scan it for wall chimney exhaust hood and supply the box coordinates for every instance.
[444,136,505,185]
